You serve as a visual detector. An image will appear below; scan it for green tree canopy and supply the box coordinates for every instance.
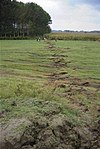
[0,0,51,37]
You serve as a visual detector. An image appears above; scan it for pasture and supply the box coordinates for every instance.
[0,39,100,125]
[0,40,100,121]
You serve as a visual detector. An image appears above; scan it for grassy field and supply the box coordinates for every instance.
[0,39,100,126]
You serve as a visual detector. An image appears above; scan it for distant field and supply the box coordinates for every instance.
[45,32,100,41]
[0,39,100,125]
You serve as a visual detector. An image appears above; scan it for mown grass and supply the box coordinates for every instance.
[0,40,55,98]
[55,40,100,79]
[0,39,100,125]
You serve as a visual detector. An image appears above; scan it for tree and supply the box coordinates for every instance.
[23,2,51,36]
[0,0,51,37]
[0,0,12,36]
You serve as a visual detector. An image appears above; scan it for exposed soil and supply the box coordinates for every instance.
[0,113,100,149]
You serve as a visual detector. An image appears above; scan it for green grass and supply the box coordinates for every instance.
[55,40,100,79]
[0,39,100,125]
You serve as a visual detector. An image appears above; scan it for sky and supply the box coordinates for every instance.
[17,0,100,31]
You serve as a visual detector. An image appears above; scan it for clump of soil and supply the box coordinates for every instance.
[1,113,100,149]
[19,115,80,149]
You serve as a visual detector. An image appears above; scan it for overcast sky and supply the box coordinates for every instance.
[17,0,100,31]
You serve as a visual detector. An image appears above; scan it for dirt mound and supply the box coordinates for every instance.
[1,114,100,149]
[19,117,100,149]
[18,116,80,149]
[90,119,100,149]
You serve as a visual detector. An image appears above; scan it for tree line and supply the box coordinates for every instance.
[0,0,51,38]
